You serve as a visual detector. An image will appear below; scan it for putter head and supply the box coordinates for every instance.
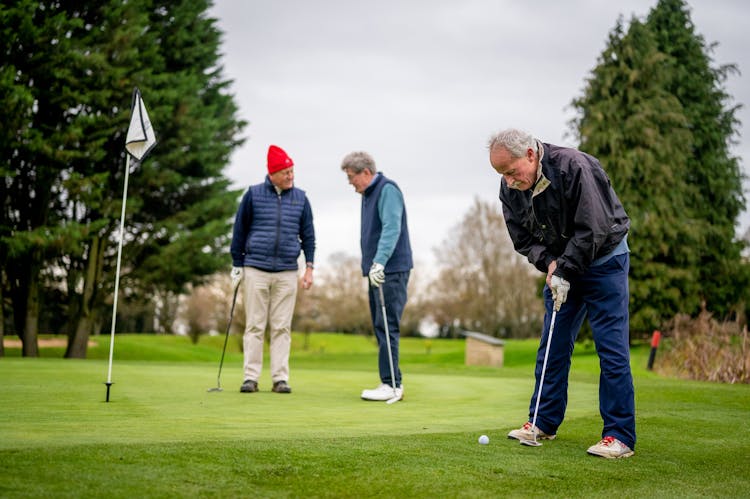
[385,387,401,405]
[519,438,542,447]
[206,387,223,392]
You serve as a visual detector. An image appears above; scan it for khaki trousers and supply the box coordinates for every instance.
[242,267,298,383]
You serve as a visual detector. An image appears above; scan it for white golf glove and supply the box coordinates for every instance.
[550,275,570,312]
[368,262,385,287]
[230,266,243,289]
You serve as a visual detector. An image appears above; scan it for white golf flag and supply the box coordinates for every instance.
[105,87,157,402]
[125,87,157,161]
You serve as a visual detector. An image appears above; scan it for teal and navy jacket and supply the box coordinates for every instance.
[360,172,413,276]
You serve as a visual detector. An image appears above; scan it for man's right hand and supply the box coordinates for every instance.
[231,267,243,289]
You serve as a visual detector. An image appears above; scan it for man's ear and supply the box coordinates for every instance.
[526,147,535,162]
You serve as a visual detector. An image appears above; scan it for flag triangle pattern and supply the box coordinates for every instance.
[125,87,157,161]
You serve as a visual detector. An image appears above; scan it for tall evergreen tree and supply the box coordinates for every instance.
[56,1,162,358]
[1,0,92,356]
[123,0,245,321]
[0,0,245,357]
[571,3,747,332]
[645,0,747,319]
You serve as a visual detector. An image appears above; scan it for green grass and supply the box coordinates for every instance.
[1,332,748,498]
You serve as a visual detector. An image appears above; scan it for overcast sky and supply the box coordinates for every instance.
[209,0,750,273]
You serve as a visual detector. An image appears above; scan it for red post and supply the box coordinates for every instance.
[647,330,661,370]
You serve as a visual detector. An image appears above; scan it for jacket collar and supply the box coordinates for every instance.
[532,140,550,198]
[265,175,285,194]
[363,172,383,196]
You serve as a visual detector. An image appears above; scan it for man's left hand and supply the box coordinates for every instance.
[550,275,570,311]
[302,267,313,290]
[368,263,385,287]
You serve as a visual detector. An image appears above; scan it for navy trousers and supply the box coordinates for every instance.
[529,253,636,449]
[367,271,410,387]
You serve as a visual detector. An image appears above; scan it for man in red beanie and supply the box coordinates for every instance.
[230,145,316,394]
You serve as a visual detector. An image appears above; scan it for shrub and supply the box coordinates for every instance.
[657,310,749,384]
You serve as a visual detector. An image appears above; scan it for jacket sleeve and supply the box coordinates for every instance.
[299,196,316,265]
[374,184,403,266]
[554,156,618,280]
[230,189,253,267]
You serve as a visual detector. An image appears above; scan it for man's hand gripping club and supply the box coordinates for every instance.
[369,262,385,287]
[547,260,570,312]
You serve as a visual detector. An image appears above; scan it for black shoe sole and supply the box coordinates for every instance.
[240,382,258,393]
[272,383,291,393]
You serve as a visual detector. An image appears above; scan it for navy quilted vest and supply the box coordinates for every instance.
[243,179,307,271]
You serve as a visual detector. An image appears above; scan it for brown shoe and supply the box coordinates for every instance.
[272,380,292,393]
[240,379,258,393]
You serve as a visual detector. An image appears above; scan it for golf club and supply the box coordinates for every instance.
[520,308,557,447]
[207,281,240,392]
[377,285,401,405]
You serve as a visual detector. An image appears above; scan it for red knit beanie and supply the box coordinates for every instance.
[267,145,294,174]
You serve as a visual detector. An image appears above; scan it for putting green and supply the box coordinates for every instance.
[2,334,749,498]
[2,357,602,449]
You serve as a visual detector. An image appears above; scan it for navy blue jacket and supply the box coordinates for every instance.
[500,143,629,281]
[231,176,315,271]
[360,173,413,276]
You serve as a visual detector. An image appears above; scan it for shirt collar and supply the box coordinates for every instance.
[368,172,380,188]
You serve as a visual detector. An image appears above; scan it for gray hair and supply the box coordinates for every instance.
[487,129,535,158]
[340,151,377,174]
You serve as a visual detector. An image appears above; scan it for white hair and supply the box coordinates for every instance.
[487,129,535,158]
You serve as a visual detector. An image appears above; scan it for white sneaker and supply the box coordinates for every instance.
[507,421,556,441]
[587,436,634,459]
[361,383,403,401]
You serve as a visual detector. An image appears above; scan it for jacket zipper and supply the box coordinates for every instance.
[274,191,282,267]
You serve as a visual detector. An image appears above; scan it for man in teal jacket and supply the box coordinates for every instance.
[341,151,413,402]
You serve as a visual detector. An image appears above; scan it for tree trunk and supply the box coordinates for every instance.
[22,277,40,357]
[66,312,96,358]
[66,235,104,359]
[0,280,5,357]
[155,290,178,334]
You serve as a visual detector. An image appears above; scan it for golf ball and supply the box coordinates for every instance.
[478,435,489,445]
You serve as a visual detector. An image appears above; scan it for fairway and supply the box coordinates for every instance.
[2,333,748,498]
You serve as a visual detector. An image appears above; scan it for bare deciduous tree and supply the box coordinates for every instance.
[180,275,244,343]
[309,253,371,335]
[428,197,543,338]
